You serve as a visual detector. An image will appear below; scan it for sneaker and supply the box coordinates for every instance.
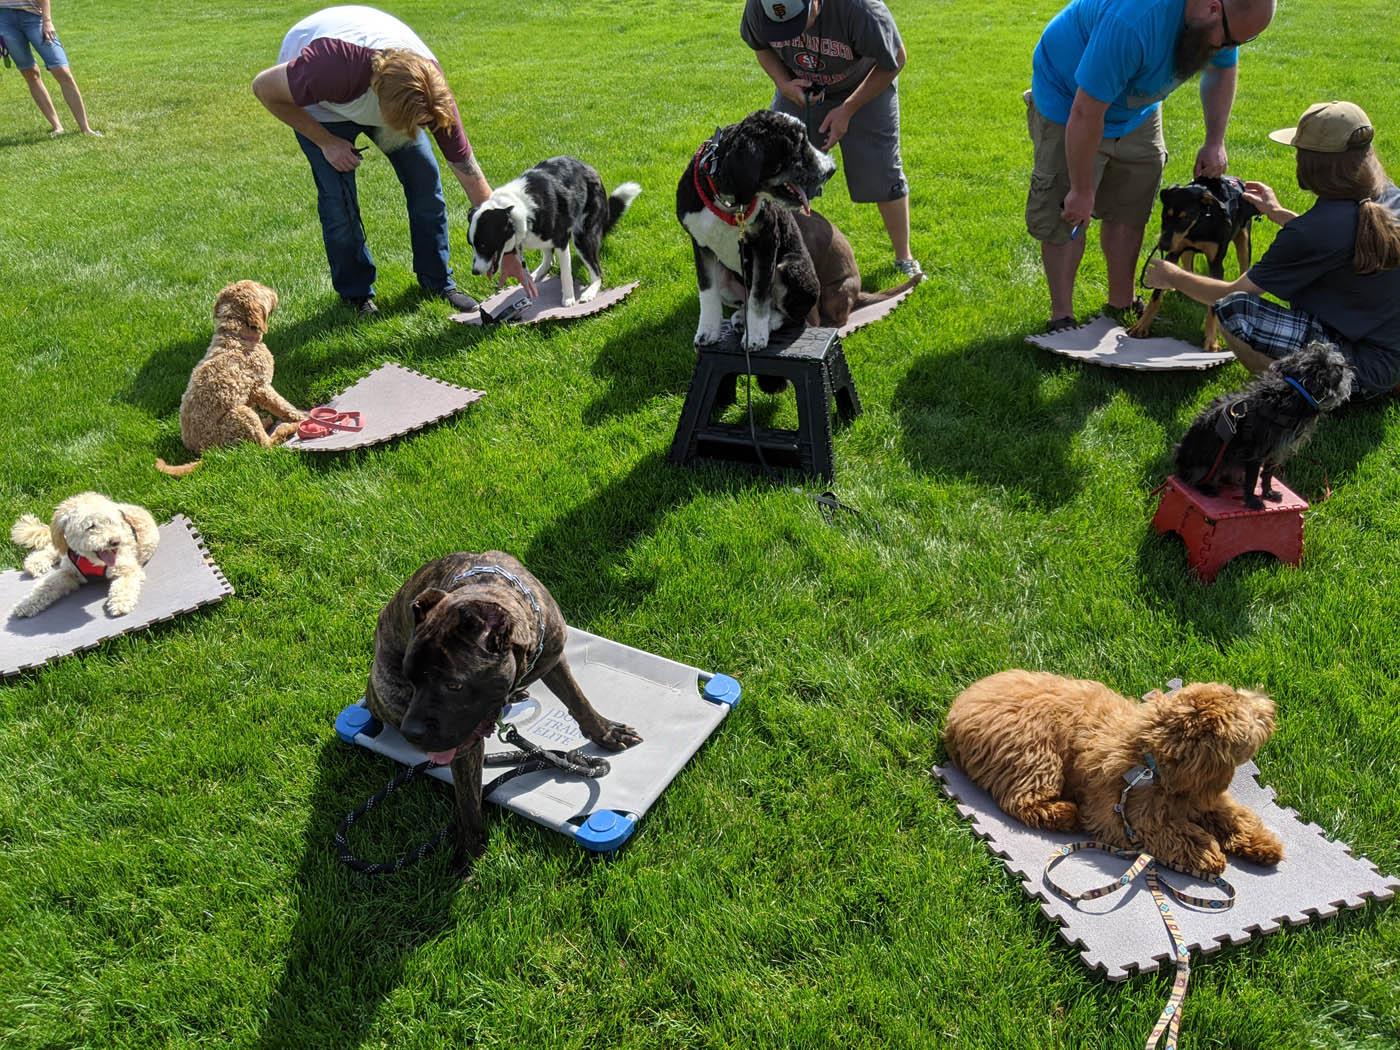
[1102,297,1145,327]
[430,288,480,312]
[894,257,923,279]
[345,295,379,317]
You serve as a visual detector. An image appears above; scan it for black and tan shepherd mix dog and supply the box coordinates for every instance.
[677,109,835,351]
[1130,175,1259,349]
[365,552,642,873]
[1174,341,1353,508]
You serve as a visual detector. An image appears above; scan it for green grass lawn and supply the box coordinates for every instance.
[1,1,1397,1046]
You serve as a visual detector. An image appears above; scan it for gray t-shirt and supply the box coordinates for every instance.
[741,0,903,103]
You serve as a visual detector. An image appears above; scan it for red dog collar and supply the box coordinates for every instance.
[68,549,109,578]
[692,143,759,227]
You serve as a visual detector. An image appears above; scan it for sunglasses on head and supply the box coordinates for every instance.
[1218,2,1259,48]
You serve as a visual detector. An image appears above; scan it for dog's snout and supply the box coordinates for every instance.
[400,713,433,743]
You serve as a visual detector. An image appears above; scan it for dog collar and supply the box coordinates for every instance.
[1113,753,1161,842]
[692,142,759,228]
[1283,376,1323,410]
[448,564,547,686]
[68,549,109,579]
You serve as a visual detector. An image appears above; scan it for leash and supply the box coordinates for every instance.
[334,711,610,875]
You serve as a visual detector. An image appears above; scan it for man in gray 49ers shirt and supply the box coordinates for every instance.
[253,5,534,316]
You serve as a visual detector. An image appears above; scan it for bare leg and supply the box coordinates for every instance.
[49,66,97,134]
[1221,329,1275,376]
[1100,220,1146,309]
[19,66,62,133]
[1041,236,1087,321]
[877,196,912,262]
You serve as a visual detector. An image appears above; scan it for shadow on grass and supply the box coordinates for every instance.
[251,739,460,1050]
[581,299,697,425]
[892,334,1220,508]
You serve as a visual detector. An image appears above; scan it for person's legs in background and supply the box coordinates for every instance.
[295,121,378,311]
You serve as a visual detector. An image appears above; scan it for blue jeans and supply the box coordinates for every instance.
[295,121,457,300]
[0,9,71,70]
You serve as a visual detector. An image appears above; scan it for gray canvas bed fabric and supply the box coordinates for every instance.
[337,627,737,849]
[283,363,484,452]
[836,284,918,338]
[450,278,640,326]
[935,758,1398,980]
[1026,315,1234,371]
[1,515,232,677]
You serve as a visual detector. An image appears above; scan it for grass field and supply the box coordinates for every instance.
[1,1,1397,1047]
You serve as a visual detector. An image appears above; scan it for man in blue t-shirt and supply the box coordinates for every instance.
[1025,0,1275,332]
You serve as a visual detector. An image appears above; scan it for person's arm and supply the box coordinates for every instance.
[1195,63,1236,177]
[444,148,537,295]
[1061,89,1109,227]
[1142,259,1264,304]
[252,63,362,173]
[755,47,812,106]
[1242,180,1298,226]
[818,44,904,148]
[39,0,55,42]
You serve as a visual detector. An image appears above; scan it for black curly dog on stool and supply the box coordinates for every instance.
[1173,341,1353,509]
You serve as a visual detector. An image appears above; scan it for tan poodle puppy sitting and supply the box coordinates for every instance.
[156,280,306,476]
[944,670,1284,875]
[10,493,160,618]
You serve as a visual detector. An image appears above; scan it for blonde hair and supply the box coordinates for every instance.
[369,49,457,139]
[1296,126,1400,275]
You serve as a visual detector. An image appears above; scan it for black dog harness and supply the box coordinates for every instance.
[1202,376,1323,484]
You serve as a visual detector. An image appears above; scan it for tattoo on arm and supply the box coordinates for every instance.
[452,152,483,179]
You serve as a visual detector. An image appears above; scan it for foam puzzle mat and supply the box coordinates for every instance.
[283,362,484,452]
[1026,315,1235,371]
[935,758,1398,980]
[450,278,640,326]
[336,626,740,852]
[1,515,233,677]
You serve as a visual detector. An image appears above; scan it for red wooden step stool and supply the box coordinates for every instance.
[1151,475,1309,583]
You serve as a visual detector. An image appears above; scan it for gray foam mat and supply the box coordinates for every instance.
[283,362,484,452]
[1,515,233,677]
[935,759,1397,980]
[1026,314,1234,371]
[338,627,737,848]
[836,283,918,338]
[450,278,640,326]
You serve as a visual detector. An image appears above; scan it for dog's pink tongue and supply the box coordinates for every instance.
[98,549,118,566]
[428,746,459,765]
[789,182,810,215]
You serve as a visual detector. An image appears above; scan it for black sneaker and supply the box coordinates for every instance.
[431,288,480,312]
[345,296,379,317]
[1102,297,1145,327]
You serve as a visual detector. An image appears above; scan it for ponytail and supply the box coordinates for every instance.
[1354,198,1400,275]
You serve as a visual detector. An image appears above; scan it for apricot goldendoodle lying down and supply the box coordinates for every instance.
[10,492,160,618]
[943,670,1284,875]
[156,280,306,476]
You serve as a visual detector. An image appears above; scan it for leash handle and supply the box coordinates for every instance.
[334,759,452,875]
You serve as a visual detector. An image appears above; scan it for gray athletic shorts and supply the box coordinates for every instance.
[772,82,908,204]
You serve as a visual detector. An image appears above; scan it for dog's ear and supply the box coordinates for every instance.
[454,602,511,655]
[466,205,478,235]
[1160,185,1177,203]
[715,133,763,206]
[47,514,69,556]
[411,588,449,622]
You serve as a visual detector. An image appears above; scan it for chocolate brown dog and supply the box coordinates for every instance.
[365,551,642,873]
[793,210,923,327]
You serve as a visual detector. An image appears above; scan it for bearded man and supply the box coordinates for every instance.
[1024,0,1275,333]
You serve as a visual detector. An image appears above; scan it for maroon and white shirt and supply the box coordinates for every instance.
[278,5,471,163]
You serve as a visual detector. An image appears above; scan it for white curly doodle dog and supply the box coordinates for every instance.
[10,493,160,618]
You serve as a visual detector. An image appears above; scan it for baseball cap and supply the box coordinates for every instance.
[1268,101,1373,152]
[753,0,810,43]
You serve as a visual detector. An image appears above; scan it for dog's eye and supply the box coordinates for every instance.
[444,681,463,692]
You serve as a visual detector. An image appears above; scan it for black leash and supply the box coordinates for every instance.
[334,719,611,876]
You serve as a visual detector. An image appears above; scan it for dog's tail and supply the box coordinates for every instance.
[604,182,642,235]
[854,271,924,308]
[10,514,51,550]
[155,457,202,477]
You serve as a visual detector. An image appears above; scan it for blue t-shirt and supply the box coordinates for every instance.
[1032,0,1237,137]
[1249,183,1400,353]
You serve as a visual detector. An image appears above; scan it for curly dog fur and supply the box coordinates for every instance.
[156,280,305,476]
[1174,340,1353,508]
[944,670,1284,875]
[10,492,160,618]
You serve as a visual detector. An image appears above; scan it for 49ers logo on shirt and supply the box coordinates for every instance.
[794,52,824,72]
[771,2,788,15]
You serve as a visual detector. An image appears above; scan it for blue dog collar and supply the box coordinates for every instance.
[1284,376,1322,409]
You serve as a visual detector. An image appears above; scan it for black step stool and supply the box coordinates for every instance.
[669,323,861,481]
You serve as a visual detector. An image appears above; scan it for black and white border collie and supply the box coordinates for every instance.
[468,156,640,307]
[676,110,836,351]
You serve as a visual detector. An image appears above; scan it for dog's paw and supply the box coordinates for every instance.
[1261,488,1283,503]
[106,592,140,617]
[10,597,41,618]
[1183,842,1228,876]
[742,328,771,352]
[577,287,600,304]
[22,552,58,578]
[595,720,643,751]
[694,325,725,347]
[1233,829,1285,867]
[1243,495,1265,511]
[1128,319,1152,339]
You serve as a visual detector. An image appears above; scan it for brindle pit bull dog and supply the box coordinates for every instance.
[793,210,923,328]
[365,551,642,873]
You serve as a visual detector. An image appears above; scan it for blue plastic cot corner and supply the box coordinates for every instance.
[573,809,638,852]
[335,703,382,744]
[702,673,742,708]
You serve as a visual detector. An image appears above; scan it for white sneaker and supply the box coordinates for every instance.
[894,257,922,278]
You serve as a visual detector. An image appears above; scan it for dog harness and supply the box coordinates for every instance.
[1043,744,1236,1050]
[1202,375,1324,485]
[692,138,760,229]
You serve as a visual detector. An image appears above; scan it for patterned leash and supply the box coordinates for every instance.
[335,715,610,876]
[1045,841,1236,1050]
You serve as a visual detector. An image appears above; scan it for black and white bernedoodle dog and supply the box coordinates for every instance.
[1173,340,1353,509]
[469,155,641,307]
[677,110,836,351]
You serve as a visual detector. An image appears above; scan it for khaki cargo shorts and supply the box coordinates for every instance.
[1024,89,1167,244]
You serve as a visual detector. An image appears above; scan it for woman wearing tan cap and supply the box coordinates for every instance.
[1144,100,1400,398]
